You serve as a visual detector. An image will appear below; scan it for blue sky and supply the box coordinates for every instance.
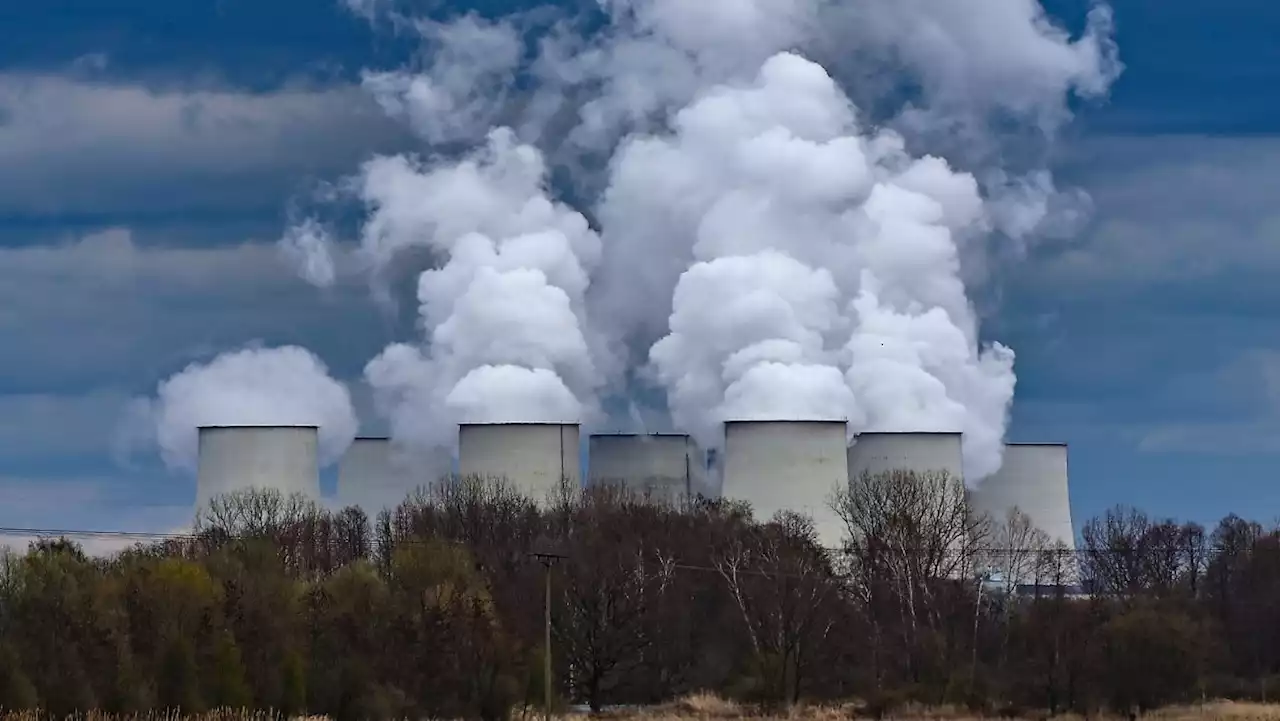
[3,0,1280,546]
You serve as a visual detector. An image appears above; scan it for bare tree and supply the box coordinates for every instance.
[985,507,1054,595]
[834,469,989,688]
[1081,507,1203,599]
[977,507,1054,680]
[553,484,670,711]
[195,488,330,574]
[1081,505,1151,597]
[1178,522,1208,596]
[195,488,319,539]
[837,469,987,583]
[714,511,837,706]
[1032,540,1079,592]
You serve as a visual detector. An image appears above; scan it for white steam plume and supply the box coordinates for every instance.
[362,13,525,146]
[281,0,1119,483]
[352,129,604,455]
[130,345,358,473]
[650,251,857,445]
[279,218,338,287]
[627,52,1013,480]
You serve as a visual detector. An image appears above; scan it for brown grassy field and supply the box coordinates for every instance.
[624,693,1280,721]
[4,696,1280,721]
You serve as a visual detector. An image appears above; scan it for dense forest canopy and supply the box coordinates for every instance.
[0,471,1274,720]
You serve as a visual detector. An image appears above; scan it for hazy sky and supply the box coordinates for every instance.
[3,0,1280,545]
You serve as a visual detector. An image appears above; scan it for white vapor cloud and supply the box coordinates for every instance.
[127,346,358,473]
[349,129,605,457]
[281,0,1119,484]
[0,75,406,214]
[624,53,1014,479]
[0,227,387,392]
[362,13,526,146]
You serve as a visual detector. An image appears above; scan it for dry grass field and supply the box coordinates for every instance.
[4,696,1280,721]
[617,693,1280,721]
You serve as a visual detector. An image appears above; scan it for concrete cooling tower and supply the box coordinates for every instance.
[846,431,965,484]
[970,443,1076,564]
[337,437,419,515]
[722,420,848,550]
[196,425,321,509]
[458,422,581,505]
[847,431,967,578]
[587,433,699,505]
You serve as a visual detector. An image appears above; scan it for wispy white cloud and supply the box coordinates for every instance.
[0,227,391,390]
[993,135,1280,463]
[1137,350,1280,455]
[1027,135,1280,288]
[0,75,410,214]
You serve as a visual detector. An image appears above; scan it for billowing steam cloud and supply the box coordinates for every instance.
[626,53,1013,478]
[281,0,1120,482]
[130,346,358,473]
[346,129,605,455]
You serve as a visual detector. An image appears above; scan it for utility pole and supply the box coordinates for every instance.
[531,550,567,721]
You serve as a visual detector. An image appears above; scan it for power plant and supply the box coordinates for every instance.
[337,436,419,515]
[458,422,581,506]
[970,443,1078,587]
[587,433,701,505]
[847,431,969,576]
[721,420,850,550]
[195,425,321,509]
[191,421,1077,568]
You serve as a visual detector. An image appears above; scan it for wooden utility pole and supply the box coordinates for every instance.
[531,550,567,721]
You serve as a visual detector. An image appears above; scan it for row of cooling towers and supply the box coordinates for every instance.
[195,421,1075,556]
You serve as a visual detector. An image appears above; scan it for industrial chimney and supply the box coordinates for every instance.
[587,433,700,505]
[969,442,1078,588]
[195,425,320,509]
[846,431,965,483]
[721,420,848,550]
[458,422,581,505]
[337,436,420,515]
[847,431,968,578]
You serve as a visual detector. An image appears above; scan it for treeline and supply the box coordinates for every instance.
[0,470,1277,720]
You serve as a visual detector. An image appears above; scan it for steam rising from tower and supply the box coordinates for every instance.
[280,0,1121,482]
[631,53,1016,478]
[133,346,358,475]
[345,130,604,458]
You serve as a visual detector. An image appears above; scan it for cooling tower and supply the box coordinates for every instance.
[847,431,967,577]
[458,422,581,505]
[846,431,965,484]
[337,437,420,515]
[195,425,320,509]
[722,420,848,549]
[970,442,1076,559]
[588,433,698,505]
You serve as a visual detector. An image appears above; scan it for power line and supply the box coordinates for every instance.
[0,527,195,540]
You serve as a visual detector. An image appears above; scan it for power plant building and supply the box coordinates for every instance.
[587,433,704,504]
[846,431,968,577]
[337,436,419,515]
[458,422,581,506]
[195,425,321,509]
[846,431,965,485]
[721,420,849,549]
[970,443,1077,587]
